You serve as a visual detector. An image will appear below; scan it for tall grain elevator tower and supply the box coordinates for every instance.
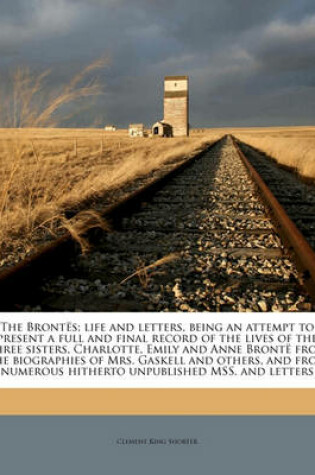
[164,76,189,137]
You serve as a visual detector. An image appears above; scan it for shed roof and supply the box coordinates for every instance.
[152,121,172,128]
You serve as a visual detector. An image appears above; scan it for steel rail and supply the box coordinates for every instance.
[231,135,315,299]
[0,137,223,310]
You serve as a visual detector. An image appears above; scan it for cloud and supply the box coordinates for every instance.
[0,0,84,45]
[265,14,315,42]
[243,15,315,74]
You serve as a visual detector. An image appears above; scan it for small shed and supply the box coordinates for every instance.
[152,121,172,137]
[129,123,145,137]
[104,125,117,132]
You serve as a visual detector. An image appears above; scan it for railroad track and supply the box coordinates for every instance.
[1,135,315,312]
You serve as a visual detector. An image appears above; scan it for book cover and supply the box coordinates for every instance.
[1,1,315,474]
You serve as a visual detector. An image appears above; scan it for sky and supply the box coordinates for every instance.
[1,0,315,128]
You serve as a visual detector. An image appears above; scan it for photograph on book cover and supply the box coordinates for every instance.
[1,0,315,473]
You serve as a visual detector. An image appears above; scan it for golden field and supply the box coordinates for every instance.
[231,126,315,179]
[0,127,221,265]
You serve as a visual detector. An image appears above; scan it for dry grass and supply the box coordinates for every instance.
[232,126,315,179]
[0,127,221,265]
[1,58,107,128]
[120,253,180,288]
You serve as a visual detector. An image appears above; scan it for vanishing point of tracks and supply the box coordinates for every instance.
[2,135,315,312]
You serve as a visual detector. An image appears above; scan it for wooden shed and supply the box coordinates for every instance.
[129,124,145,137]
[152,121,172,137]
